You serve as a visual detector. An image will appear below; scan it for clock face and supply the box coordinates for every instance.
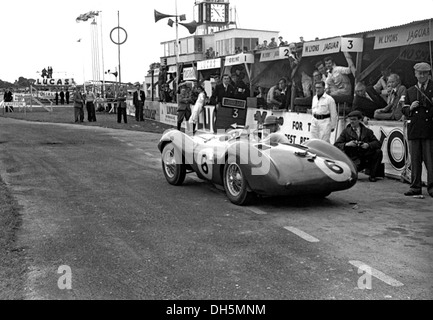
[210,3,226,23]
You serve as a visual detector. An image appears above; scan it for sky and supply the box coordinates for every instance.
[1,0,432,85]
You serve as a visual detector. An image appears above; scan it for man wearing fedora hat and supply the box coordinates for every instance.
[402,62,433,197]
[334,110,383,182]
[261,115,290,145]
[133,82,146,122]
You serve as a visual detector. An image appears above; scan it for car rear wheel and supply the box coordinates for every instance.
[223,161,252,205]
[162,143,186,186]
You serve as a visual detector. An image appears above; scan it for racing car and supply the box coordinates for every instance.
[157,128,357,205]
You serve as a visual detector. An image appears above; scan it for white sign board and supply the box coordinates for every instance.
[302,37,363,56]
[224,53,254,66]
[33,78,75,86]
[197,58,221,70]
[374,21,432,50]
[183,67,197,81]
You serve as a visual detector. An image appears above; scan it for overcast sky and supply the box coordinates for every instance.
[1,0,432,84]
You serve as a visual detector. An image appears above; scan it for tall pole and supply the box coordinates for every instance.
[100,11,106,98]
[175,0,180,89]
[117,11,121,87]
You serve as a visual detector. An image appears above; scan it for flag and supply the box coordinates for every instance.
[76,11,99,23]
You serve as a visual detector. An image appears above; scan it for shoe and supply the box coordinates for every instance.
[404,189,422,196]
[368,177,377,182]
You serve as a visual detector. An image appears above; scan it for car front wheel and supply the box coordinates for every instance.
[161,143,186,186]
[223,160,252,205]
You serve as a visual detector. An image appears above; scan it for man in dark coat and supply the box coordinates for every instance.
[133,83,146,121]
[352,82,387,119]
[65,90,70,104]
[3,88,13,112]
[211,74,235,108]
[334,110,383,182]
[402,62,433,197]
[60,90,65,105]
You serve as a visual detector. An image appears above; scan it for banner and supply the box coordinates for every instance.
[224,53,254,66]
[374,20,432,50]
[399,43,430,62]
[197,58,221,70]
[183,67,197,81]
[302,37,363,57]
[34,78,75,86]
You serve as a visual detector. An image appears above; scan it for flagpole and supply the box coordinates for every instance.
[117,10,121,87]
[99,11,106,98]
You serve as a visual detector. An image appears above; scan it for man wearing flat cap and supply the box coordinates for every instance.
[402,62,433,197]
[261,115,290,145]
[334,110,383,182]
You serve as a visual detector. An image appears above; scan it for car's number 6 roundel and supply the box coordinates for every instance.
[196,149,213,180]
[316,158,351,182]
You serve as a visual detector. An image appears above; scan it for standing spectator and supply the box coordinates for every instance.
[47,66,53,78]
[301,71,313,98]
[133,83,146,122]
[65,90,70,104]
[314,61,329,85]
[374,64,392,99]
[211,74,235,111]
[117,86,127,123]
[3,87,13,112]
[268,37,278,48]
[72,86,84,123]
[352,82,387,119]
[402,62,433,197]
[324,56,355,100]
[55,91,59,105]
[310,81,338,143]
[374,74,407,120]
[278,77,291,110]
[189,85,207,134]
[334,110,383,182]
[177,84,192,132]
[231,73,250,101]
[261,40,268,49]
[85,88,97,122]
[106,88,114,112]
[60,90,65,105]
[278,36,285,47]
[41,68,47,78]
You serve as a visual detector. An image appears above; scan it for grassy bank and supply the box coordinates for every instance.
[0,106,174,134]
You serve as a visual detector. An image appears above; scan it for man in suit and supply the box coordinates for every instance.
[231,73,250,101]
[60,90,65,105]
[352,82,387,119]
[65,90,70,104]
[133,83,146,122]
[402,62,433,197]
[211,74,235,110]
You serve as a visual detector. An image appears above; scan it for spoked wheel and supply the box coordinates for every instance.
[223,160,252,205]
[161,143,186,185]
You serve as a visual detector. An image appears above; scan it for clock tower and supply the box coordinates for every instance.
[194,0,232,35]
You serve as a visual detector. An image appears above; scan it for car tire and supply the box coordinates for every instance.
[161,143,186,186]
[223,159,252,206]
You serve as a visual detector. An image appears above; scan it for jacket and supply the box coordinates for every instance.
[402,80,433,140]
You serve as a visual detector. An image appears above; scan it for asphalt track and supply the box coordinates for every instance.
[0,117,432,300]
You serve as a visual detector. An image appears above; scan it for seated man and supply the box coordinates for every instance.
[261,115,290,145]
[324,55,354,99]
[334,111,384,182]
[266,84,282,109]
[373,73,406,121]
[352,82,387,119]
